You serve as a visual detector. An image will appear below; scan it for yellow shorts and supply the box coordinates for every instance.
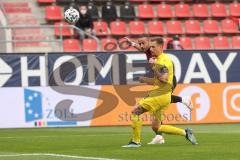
[139,92,171,121]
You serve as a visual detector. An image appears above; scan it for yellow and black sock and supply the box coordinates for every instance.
[158,125,186,136]
[131,114,142,143]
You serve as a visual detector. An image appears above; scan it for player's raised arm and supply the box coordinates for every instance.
[124,37,143,51]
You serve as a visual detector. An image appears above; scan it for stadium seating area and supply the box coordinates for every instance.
[1,0,240,52]
[1,1,52,52]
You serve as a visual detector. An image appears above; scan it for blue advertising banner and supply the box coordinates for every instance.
[0,50,240,87]
[169,50,240,83]
[0,53,45,87]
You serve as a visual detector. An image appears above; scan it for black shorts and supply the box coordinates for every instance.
[172,75,177,92]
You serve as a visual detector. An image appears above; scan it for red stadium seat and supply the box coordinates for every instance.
[110,21,128,36]
[15,42,50,48]
[45,5,63,21]
[185,20,202,34]
[193,3,210,18]
[3,2,28,8]
[203,20,220,34]
[148,21,165,35]
[37,0,56,4]
[93,21,109,36]
[4,7,31,14]
[54,22,73,37]
[101,38,118,51]
[229,3,240,17]
[15,35,48,42]
[211,3,228,18]
[232,36,240,49]
[14,28,42,36]
[63,39,81,52]
[213,36,230,49]
[129,20,146,35]
[82,38,98,52]
[221,19,239,34]
[157,4,173,18]
[8,16,39,25]
[175,3,192,18]
[194,37,211,49]
[180,37,193,49]
[138,4,155,18]
[166,20,184,34]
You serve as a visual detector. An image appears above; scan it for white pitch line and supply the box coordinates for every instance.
[0,153,119,160]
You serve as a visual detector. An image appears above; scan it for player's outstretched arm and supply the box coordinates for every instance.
[124,37,143,51]
[139,76,155,85]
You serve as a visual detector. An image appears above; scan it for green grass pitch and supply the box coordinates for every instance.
[0,124,240,160]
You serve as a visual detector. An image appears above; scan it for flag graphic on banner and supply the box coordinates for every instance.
[24,89,43,122]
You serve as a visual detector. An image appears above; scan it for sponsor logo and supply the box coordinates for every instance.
[177,86,210,121]
[223,85,240,120]
[24,89,77,127]
[24,89,43,122]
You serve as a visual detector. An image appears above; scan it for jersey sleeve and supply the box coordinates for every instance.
[163,57,174,84]
[163,58,173,74]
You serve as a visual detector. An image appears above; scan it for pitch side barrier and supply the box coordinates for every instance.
[0,50,239,128]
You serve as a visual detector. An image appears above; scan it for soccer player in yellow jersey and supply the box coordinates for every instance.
[122,37,198,147]
[124,36,194,144]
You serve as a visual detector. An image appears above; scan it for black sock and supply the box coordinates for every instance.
[156,132,162,135]
[171,95,182,103]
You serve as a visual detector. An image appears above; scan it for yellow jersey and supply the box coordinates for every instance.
[150,52,174,96]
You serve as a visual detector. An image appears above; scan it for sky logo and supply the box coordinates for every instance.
[24,89,43,122]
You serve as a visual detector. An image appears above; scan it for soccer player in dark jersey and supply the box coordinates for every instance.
[124,37,193,144]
